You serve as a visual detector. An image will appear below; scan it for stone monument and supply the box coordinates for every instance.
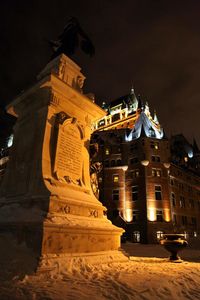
[0,54,125,275]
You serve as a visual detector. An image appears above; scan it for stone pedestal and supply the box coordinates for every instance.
[0,54,125,275]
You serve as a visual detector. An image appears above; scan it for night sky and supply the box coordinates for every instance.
[0,0,200,145]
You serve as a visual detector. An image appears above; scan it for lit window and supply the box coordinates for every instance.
[152,169,156,176]
[155,185,162,200]
[150,141,159,149]
[184,156,188,162]
[154,143,159,150]
[132,186,138,201]
[194,231,197,237]
[113,175,119,183]
[132,169,140,178]
[98,119,105,127]
[112,189,119,201]
[152,169,161,177]
[156,210,163,222]
[133,231,140,243]
[98,177,102,183]
[171,193,176,206]
[105,148,109,155]
[156,231,164,240]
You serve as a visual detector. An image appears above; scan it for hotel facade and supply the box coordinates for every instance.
[92,88,200,243]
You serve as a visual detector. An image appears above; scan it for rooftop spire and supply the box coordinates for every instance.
[128,86,138,112]
[130,86,134,94]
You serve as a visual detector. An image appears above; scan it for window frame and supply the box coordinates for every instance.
[132,185,139,201]
[112,189,119,201]
[113,174,119,183]
[156,210,163,222]
[155,185,162,200]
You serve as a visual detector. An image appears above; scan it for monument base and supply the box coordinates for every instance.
[37,250,129,275]
[0,222,128,279]
[0,198,125,277]
[42,218,122,254]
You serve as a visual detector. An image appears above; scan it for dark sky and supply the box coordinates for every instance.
[0,0,200,145]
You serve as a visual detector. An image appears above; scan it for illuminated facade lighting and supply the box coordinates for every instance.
[91,88,200,243]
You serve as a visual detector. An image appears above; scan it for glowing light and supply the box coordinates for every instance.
[148,207,156,221]
[156,231,164,240]
[113,175,119,183]
[119,209,133,223]
[105,148,109,155]
[124,209,133,222]
[163,163,170,169]
[125,133,133,142]
[164,210,171,222]
[188,150,193,158]
[7,134,13,148]
[122,166,128,171]
[141,160,149,166]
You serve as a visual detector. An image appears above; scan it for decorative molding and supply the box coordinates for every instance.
[89,209,98,218]
[50,93,60,106]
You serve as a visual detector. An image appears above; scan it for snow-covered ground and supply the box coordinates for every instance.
[1,240,200,300]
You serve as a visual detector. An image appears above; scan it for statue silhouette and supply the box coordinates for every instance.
[50,17,95,59]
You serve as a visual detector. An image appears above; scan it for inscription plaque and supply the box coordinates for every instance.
[54,120,83,183]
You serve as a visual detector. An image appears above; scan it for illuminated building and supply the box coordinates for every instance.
[92,88,200,243]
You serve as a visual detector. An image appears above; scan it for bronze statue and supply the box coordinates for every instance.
[50,17,95,59]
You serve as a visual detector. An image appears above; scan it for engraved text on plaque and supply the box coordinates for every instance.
[54,121,83,183]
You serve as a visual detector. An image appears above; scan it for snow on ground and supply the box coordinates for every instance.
[1,241,200,300]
